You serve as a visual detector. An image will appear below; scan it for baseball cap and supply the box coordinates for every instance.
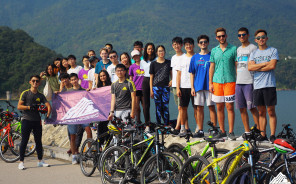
[131,50,141,58]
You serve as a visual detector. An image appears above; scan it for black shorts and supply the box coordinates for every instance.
[253,87,277,106]
[179,88,191,107]
[136,90,143,97]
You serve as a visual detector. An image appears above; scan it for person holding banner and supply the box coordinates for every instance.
[108,64,136,122]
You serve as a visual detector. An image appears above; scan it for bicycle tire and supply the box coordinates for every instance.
[80,138,97,177]
[225,164,277,184]
[273,159,296,183]
[178,155,214,184]
[140,151,183,184]
[167,143,188,163]
[0,132,22,163]
[101,146,128,184]
[24,134,36,157]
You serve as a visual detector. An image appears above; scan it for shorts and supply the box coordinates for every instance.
[235,84,255,109]
[171,87,180,106]
[194,90,215,106]
[212,82,235,103]
[68,124,79,135]
[253,87,277,106]
[136,90,143,97]
[179,88,191,107]
[115,109,131,122]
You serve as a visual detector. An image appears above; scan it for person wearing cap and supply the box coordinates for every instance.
[129,50,145,123]
[78,55,90,89]
[88,56,99,89]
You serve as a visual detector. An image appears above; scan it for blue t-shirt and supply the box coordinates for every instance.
[189,52,211,91]
[95,60,112,74]
[249,47,279,90]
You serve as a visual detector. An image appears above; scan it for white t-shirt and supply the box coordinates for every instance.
[171,53,185,88]
[140,60,151,77]
[107,64,118,82]
[67,65,83,75]
[175,54,192,88]
[87,68,96,88]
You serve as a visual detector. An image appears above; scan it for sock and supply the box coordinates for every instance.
[180,125,185,131]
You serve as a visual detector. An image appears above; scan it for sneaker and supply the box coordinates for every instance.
[270,135,276,143]
[18,162,25,170]
[72,155,78,165]
[178,129,187,137]
[171,129,180,136]
[228,132,236,141]
[37,160,50,167]
[256,135,269,143]
[193,130,204,138]
[237,132,251,141]
[214,131,227,139]
[186,129,193,137]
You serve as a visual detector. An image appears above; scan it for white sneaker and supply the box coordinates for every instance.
[18,162,25,170]
[72,155,78,165]
[37,160,50,167]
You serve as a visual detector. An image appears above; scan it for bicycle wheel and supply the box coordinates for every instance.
[101,146,128,184]
[273,159,296,183]
[80,138,97,177]
[204,148,229,180]
[178,155,214,184]
[0,132,22,163]
[24,134,36,157]
[167,143,188,163]
[140,151,183,183]
[225,164,277,184]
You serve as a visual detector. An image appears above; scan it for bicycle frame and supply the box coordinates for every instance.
[0,123,14,148]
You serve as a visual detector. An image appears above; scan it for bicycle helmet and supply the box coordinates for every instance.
[38,105,48,114]
[274,138,296,154]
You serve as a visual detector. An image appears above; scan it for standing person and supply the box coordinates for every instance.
[129,50,145,123]
[88,56,99,89]
[67,55,82,75]
[140,43,156,127]
[78,55,90,89]
[17,75,52,170]
[248,29,279,143]
[53,58,62,75]
[40,64,60,94]
[95,48,112,85]
[131,41,144,64]
[170,37,184,135]
[107,50,120,82]
[176,37,194,136]
[60,58,70,74]
[189,35,217,138]
[120,52,132,78]
[108,64,136,122]
[150,45,172,126]
[209,27,237,140]
[236,27,259,139]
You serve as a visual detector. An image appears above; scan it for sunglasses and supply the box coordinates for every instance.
[199,41,208,44]
[109,55,117,59]
[255,35,267,40]
[31,80,40,83]
[217,35,226,38]
[238,34,247,37]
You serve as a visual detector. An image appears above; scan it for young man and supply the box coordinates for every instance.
[236,27,259,139]
[108,64,136,122]
[131,41,144,64]
[176,37,195,137]
[105,43,113,54]
[248,29,279,143]
[107,50,120,82]
[209,27,237,140]
[88,56,99,89]
[170,37,184,135]
[78,55,90,89]
[87,50,96,57]
[95,48,112,85]
[59,73,72,92]
[189,35,217,138]
[67,55,82,75]
[17,75,51,170]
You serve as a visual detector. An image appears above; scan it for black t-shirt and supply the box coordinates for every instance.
[20,89,47,121]
[149,59,172,87]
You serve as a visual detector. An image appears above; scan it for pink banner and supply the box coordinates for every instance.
[45,86,111,124]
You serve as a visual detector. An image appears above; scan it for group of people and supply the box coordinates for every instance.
[17,26,279,169]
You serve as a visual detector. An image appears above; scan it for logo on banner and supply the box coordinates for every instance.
[61,97,99,120]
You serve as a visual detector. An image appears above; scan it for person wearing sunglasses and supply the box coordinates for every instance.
[107,50,120,82]
[209,27,237,140]
[248,29,279,143]
[17,75,52,170]
[235,27,260,140]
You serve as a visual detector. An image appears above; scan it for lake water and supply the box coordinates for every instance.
[1,90,295,136]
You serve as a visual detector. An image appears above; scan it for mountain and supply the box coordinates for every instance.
[0,26,61,98]
[0,0,295,59]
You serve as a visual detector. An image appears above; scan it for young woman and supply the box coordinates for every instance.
[60,58,70,74]
[40,64,60,98]
[120,52,132,78]
[140,43,156,125]
[129,50,145,123]
[97,70,112,88]
[149,45,172,125]
[53,58,61,75]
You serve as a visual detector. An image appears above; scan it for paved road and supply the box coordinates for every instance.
[0,156,102,184]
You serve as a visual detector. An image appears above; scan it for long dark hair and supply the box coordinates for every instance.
[143,43,156,62]
[97,70,112,87]
[60,58,68,73]
[45,64,56,77]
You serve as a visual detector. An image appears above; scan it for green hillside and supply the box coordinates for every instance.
[0,26,62,98]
